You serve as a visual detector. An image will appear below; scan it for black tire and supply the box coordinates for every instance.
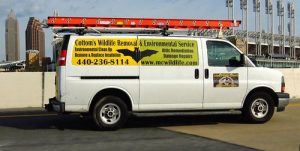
[242,92,275,123]
[93,96,128,130]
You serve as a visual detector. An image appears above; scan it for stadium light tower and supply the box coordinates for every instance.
[287,1,295,59]
[240,0,248,54]
[277,0,285,55]
[226,0,235,34]
[265,0,274,55]
[253,0,261,56]
[226,0,234,19]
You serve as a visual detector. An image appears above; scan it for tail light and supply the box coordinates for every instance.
[281,76,285,93]
[59,49,67,66]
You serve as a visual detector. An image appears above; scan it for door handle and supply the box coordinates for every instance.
[195,69,199,79]
[205,69,209,79]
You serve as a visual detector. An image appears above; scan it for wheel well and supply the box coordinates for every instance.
[244,87,278,107]
[89,88,133,113]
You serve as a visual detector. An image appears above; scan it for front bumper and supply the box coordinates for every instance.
[276,93,290,112]
[45,97,65,113]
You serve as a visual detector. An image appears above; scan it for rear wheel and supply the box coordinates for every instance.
[243,92,275,123]
[93,96,128,130]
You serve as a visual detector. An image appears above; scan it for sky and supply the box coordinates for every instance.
[0,0,299,61]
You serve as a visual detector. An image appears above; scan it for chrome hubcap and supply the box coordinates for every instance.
[100,103,121,125]
[251,98,269,118]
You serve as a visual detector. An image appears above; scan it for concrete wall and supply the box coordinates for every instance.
[276,69,300,99]
[0,70,298,109]
[0,72,55,109]
[43,72,56,105]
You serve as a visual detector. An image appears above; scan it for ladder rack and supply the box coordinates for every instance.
[46,16,241,35]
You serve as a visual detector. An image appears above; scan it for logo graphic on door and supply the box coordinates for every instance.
[116,48,158,63]
[213,73,239,87]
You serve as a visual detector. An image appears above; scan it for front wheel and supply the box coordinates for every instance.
[243,92,275,123]
[93,96,128,130]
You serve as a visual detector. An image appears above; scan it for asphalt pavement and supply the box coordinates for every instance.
[0,112,256,151]
[164,102,300,151]
[1,100,299,151]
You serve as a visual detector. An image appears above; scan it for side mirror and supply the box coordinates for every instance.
[229,54,245,67]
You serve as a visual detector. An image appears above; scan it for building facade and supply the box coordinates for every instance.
[25,17,45,63]
[5,9,20,61]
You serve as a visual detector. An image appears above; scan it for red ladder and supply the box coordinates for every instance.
[47,16,241,30]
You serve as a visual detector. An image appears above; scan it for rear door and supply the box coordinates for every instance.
[138,36,203,111]
[202,39,248,109]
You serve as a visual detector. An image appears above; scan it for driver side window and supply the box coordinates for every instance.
[207,41,241,67]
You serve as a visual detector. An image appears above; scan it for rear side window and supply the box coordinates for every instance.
[206,41,241,67]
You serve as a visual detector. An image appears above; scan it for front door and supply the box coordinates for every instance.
[203,39,248,109]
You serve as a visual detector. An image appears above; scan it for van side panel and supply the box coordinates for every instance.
[64,36,140,112]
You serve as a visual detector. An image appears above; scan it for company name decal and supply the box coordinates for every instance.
[72,38,198,66]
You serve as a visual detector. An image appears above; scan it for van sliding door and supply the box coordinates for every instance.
[138,36,204,111]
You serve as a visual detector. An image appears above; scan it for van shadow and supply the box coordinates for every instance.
[0,113,246,131]
[126,114,244,128]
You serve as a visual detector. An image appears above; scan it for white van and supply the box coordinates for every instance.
[46,34,289,130]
